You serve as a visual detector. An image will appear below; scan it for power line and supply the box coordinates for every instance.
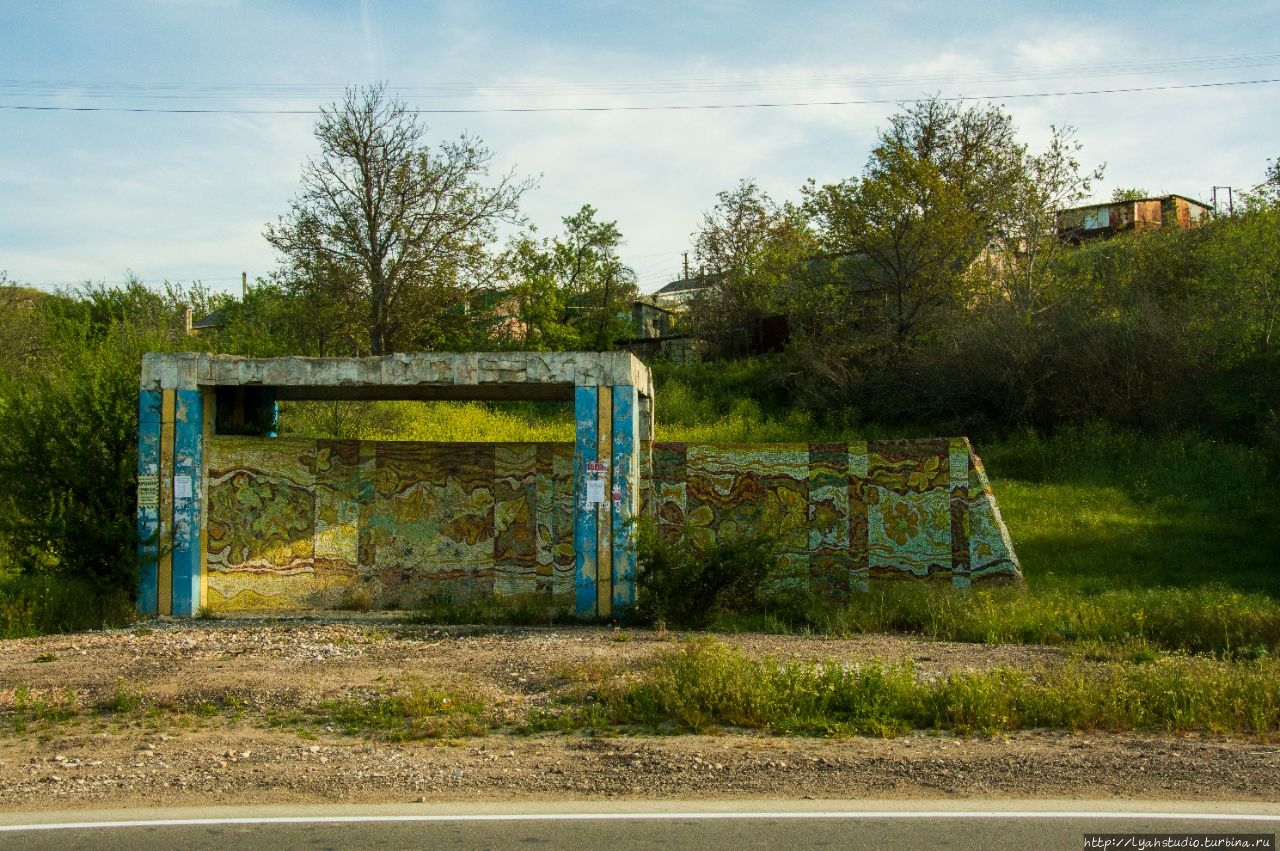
[2,50,1278,101]
[1,77,1277,115]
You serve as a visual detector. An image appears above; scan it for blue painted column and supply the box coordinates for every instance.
[611,385,638,612]
[170,389,205,616]
[136,390,163,615]
[573,385,599,617]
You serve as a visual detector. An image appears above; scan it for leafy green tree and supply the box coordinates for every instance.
[265,83,532,355]
[804,144,980,347]
[212,275,363,357]
[554,205,638,350]
[877,97,1026,238]
[505,205,637,350]
[800,98,1032,350]
[686,180,814,347]
[504,237,580,350]
[1194,207,1280,358]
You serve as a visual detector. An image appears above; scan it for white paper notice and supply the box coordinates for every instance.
[585,478,606,504]
[173,475,193,500]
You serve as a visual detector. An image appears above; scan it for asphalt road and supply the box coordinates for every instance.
[2,800,1277,851]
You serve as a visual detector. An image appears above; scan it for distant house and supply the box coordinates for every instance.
[630,300,677,339]
[649,274,717,310]
[1057,194,1212,243]
[189,309,224,334]
[464,286,527,343]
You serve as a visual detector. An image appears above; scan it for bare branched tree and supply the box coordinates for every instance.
[265,84,533,354]
[985,126,1105,320]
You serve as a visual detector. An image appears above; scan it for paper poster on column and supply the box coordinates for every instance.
[174,475,193,500]
[586,478,605,504]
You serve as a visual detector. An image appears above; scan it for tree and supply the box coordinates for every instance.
[554,205,637,350]
[505,236,580,351]
[687,180,814,347]
[0,274,49,382]
[804,142,981,347]
[507,205,637,351]
[800,98,1034,349]
[265,84,532,355]
[877,97,1026,238]
[1245,157,1280,208]
[984,126,1105,320]
[0,280,199,591]
[211,275,360,357]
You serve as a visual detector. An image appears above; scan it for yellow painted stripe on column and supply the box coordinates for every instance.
[158,389,176,617]
[199,388,213,612]
[596,387,613,618]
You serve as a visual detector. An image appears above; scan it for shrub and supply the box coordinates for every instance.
[0,574,134,638]
[634,520,807,627]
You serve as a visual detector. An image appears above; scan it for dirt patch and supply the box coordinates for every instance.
[0,616,1275,811]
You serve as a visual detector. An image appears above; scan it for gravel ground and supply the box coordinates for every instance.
[0,616,1276,811]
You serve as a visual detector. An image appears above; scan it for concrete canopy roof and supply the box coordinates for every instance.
[141,352,654,402]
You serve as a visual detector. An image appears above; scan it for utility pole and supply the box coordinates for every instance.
[241,271,247,300]
[682,252,689,280]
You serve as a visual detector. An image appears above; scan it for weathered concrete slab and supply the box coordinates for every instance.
[141,352,653,402]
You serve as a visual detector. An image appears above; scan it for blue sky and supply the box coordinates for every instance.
[2,0,1277,295]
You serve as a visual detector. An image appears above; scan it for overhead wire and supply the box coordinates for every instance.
[2,77,1277,114]
[1,48,1279,114]
[1,50,1278,101]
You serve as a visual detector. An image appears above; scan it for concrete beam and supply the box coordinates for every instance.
[141,352,654,402]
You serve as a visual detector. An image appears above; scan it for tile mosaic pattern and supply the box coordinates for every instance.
[649,439,1022,591]
[205,437,575,611]
[206,437,1020,611]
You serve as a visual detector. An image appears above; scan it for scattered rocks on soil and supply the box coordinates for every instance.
[0,617,1275,811]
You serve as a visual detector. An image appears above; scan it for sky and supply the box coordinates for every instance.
[1,0,1277,297]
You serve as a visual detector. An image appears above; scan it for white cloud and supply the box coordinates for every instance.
[4,1,1277,294]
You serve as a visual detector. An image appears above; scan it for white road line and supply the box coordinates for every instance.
[3,811,1280,832]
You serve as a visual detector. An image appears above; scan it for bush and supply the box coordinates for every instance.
[0,324,147,592]
[0,281,198,601]
[634,520,806,627]
[0,574,134,638]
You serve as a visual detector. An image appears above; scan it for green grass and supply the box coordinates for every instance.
[8,685,79,734]
[277,399,574,442]
[745,584,1280,655]
[984,426,1280,597]
[3,639,1276,740]
[302,681,490,741]
[591,638,1280,738]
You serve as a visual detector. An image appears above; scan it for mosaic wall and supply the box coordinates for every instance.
[648,439,1021,590]
[206,436,1019,611]
[205,437,576,610]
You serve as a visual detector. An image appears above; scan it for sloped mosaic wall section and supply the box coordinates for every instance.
[648,439,1022,590]
[205,437,576,611]
[206,436,1020,611]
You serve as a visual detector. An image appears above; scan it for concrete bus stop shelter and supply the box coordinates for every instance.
[136,351,653,618]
